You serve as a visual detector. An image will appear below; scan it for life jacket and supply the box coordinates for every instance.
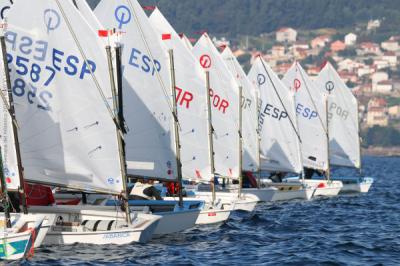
[130,182,153,200]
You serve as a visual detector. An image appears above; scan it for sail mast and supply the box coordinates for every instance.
[168,49,183,208]
[105,43,131,223]
[255,91,261,188]
[325,95,331,181]
[238,86,243,198]
[205,71,216,203]
[0,36,27,214]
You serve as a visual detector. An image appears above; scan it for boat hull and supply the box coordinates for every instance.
[332,177,374,193]
[191,191,258,212]
[29,205,161,245]
[266,183,314,201]
[0,213,44,260]
[240,188,277,202]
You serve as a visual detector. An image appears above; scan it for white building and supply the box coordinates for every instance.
[381,40,399,52]
[374,81,393,94]
[276,27,297,43]
[344,33,357,46]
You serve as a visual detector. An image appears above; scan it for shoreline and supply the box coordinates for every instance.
[362,147,400,157]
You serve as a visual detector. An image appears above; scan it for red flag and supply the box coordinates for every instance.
[98,30,109,37]
[162,33,171,40]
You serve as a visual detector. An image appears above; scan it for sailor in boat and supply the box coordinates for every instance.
[129,179,163,200]
[269,172,287,183]
[303,168,324,179]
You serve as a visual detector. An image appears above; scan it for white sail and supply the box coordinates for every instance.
[282,62,329,171]
[221,47,259,172]
[95,0,178,180]
[192,34,240,179]
[148,8,211,181]
[315,62,361,168]
[181,34,194,51]
[248,57,302,174]
[74,0,103,31]
[5,0,123,194]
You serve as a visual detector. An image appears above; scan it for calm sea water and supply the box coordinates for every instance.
[22,156,399,265]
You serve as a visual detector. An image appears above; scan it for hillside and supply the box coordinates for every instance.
[88,0,400,38]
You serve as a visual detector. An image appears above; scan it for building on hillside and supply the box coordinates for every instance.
[271,45,285,57]
[381,40,399,52]
[374,80,393,94]
[359,83,373,94]
[359,42,381,55]
[382,52,398,67]
[344,33,357,46]
[293,48,308,60]
[275,63,292,75]
[212,37,230,49]
[367,19,381,31]
[330,40,346,52]
[307,65,322,76]
[371,71,389,85]
[357,65,375,77]
[276,27,297,43]
[337,58,358,72]
[368,98,387,108]
[338,70,357,83]
[233,49,246,57]
[373,59,390,70]
[292,41,309,50]
[367,108,388,127]
[388,105,400,118]
[310,35,331,49]
[367,97,388,127]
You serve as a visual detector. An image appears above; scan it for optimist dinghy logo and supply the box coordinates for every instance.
[257,74,266,86]
[325,81,335,92]
[115,5,132,30]
[294,78,301,92]
[44,9,61,34]
[199,54,211,69]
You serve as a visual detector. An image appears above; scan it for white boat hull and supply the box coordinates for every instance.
[269,186,314,201]
[196,208,231,225]
[29,205,161,245]
[151,208,199,235]
[163,197,232,225]
[240,188,277,202]
[332,177,374,193]
[191,191,258,212]
[307,180,343,197]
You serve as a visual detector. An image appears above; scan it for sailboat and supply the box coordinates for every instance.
[148,7,233,224]
[6,0,161,245]
[282,62,343,197]
[314,62,373,193]
[0,0,56,251]
[192,33,258,212]
[94,0,203,235]
[221,46,276,202]
[248,56,315,201]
